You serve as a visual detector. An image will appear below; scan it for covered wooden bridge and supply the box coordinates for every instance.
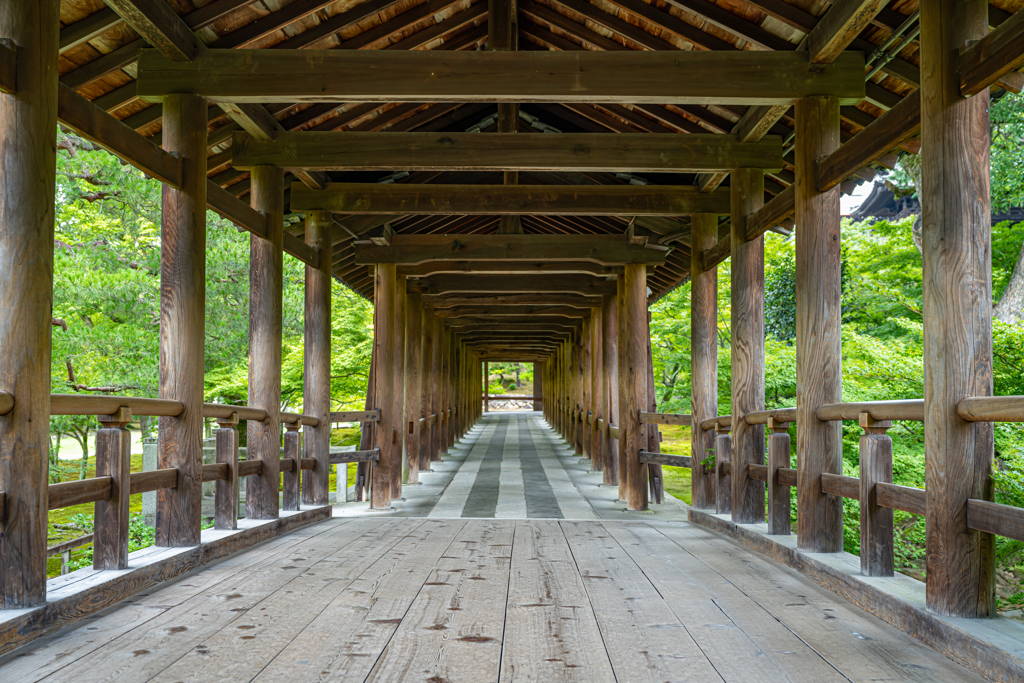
[3,0,1024,680]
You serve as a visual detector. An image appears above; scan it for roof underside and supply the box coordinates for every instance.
[57,0,1024,301]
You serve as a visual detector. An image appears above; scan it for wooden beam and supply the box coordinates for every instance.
[217,102,282,141]
[357,235,666,265]
[397,260,623,277]
[0,40,14,94]
[206,180,268,239]
[412,274,617,296]
[136,49,866,105]
[446,316,580,328]
[104,0,197,62]
[746,184,795,240]
[232,131,785,172]
[294,183,731,216]
[961,7,1024,97]
[426,294,603,307]
[807,0,888,64]
[436,306,588,318]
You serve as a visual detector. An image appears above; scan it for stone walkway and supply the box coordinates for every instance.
[333,411,690,521]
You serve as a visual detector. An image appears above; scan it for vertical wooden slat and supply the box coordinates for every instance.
[157,92,207,546]
[282,424,301,511]
[921,0,995,618]
[533,362,543,412]
[405,290,423,484]
[645,319,663,504]
[860,413,894,577]
[372,263,396,509]
[302,210,331,506]
[767,417,791,535]
[795,95,843,553]
[0,0,57,608]
[246,165,283,520]
[392,272,405,500]
[214,414,239,530]
[730,168,766,524]
[623,263,648,511]
[93,408,132,570]
[601,292,619,486]
[356,345,376,502]
[690,213,718,510]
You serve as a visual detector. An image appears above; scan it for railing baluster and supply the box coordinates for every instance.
[93,407,132,570]
[859,412,894,577]
[767,415,792,535]
[715,422,732,516]
[214,412,239,530]
[282,422,301,511]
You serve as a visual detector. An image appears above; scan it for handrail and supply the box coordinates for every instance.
[50,394,183,417]
[639,451,692,468]
[130,468,178,495]
[48,477,111,510]
[639,411,692,426]
[281,411,320,427]
[331,409,380,423]
[967,499,1024,543]
[0,390,12,416]
[700,415,731,431]
[958,395,1024,422]
[744,407,796,425]
[815,399,923,422]
[47,533,94,558]
[486,394,540,400]
[203,402,266,422]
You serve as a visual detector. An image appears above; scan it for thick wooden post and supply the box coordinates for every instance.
[573,330,584,455]
[158,93,207,546]
[582,316,592,462]
[282,423,301,511]
[94,408,132,570]
[795,95,843,553]
[920,0,995,618]
[622,264,648,511]
[405,291,423,484]
[419,307,433,471]
[533,362,543,411]
[690,213,718,510]
[602,293,619,486]
[439,327,448,456]
[731,169,766,523]
[591,307,602,472]
[617,274,628,502]
[767,417,791,535]
[716,426,732,515]
[393,273,406,499]
[372,263,397,509]
[356,346,376,502]
[430,314,442,461]
[483,361,489,413]
[303,210,331,506]
[214,413,239,530]
[645,323,663,504]
[246,165,284,520]
[859,413,894,577]
[0,0,58,608]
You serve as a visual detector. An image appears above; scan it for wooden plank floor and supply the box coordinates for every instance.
[0,517,986,682]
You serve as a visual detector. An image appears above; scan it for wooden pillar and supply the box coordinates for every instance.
[440,327,449,455]
[419,306,433,471]
[601,293,619,486]
[582,316,592,462]
[0,0,58,608]
[591,309,602,471]
[533,362,543,411]
[767,417,792,535]
[483,361,489,412]
[214,414,239,530]
[94,408,132,570]
[622,264,649,511]
[157,93,207,545]
[392,273,406,500]
[795,95,843,553]
[372,263,397,509]
[405,291,423,484]
[617,274,629,502]
[246,165,284,521]
[716,426,732,515]
[430,314,442,460]
[356,345,376,501]
[730,169,766,524]
[574,330,584,455]
[920,0,994,617]
[645,322,662,504]
[303,210,332,506]
[690,213,718,510]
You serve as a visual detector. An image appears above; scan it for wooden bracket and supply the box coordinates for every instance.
[216,411,240,428]
[858,411,892,434]
[285,420,302,432]
[766,416,791,433]
[98,406,132,428]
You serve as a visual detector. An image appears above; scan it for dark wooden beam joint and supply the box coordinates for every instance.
[105,0,198,62]
[0,39,15,94]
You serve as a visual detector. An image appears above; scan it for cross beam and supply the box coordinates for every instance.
[411,274,618,296]
[426,294,603,308]
[232,131,784,173]
[136,49,865,105]
[293,183,731,216]
[397,261,624,277]
[361,235,664,266]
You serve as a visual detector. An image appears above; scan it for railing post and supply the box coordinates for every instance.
[859,412,894,577]
[214,413,239,530]
[731,168,765,524]
[715,423,732,516]
[920,0,995,617]
[246,164,284,520]
[158,92,208,546]
[303,209,332,507]
[419,306,433,472]
[282,422,301,511]
[0,0,58,608]
[94,408,132,570]
[767,416,791,535]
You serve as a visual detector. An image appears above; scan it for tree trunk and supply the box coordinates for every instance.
[76,427,90,480]
[994,239,1024,323]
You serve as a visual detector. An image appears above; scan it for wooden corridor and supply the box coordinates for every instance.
[0,516,987,683]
